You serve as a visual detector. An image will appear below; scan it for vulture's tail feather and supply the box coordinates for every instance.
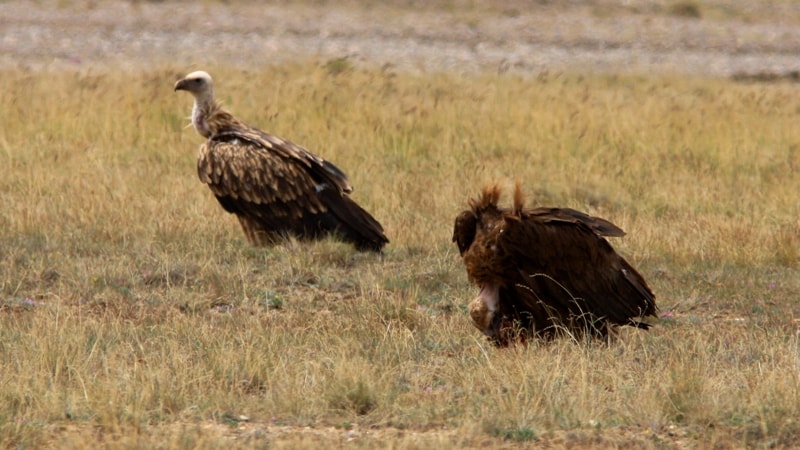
[317,189,389,252]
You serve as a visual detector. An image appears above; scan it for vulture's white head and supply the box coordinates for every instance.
[174,71,214,103]
[175,71,216,138]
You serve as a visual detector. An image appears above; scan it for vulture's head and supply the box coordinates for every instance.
[174,71,214,101]
[469,285,501,337]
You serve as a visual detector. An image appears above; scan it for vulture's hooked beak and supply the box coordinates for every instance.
[173,79,187,92]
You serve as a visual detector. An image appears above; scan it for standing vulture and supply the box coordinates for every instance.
[453,184,657,346]
[174,70,388,252]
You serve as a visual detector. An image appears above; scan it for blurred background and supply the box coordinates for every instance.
[3,0,800,79]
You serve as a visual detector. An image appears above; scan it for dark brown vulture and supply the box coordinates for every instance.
[174,70,388,252]
[453,184,657,346]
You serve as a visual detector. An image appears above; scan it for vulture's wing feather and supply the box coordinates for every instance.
[525,207,626,237]
[198,129,387,250]
[499,212,656,327]
[214,128,352,194]
[199,134,327,215]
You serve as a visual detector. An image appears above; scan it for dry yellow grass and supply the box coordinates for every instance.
[1,63,799,449]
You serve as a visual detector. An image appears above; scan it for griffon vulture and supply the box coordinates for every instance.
[453,184,657,346]
[174,70,388,252]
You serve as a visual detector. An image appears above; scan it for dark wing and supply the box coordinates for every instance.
[524,207,626,238]
[197,128,387,251]
[498,211,656,330]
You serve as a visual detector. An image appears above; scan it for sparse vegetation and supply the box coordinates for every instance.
[1,62,799,449]
[669,1,703,18]
[324,56,354,76]
[493,426,538,442]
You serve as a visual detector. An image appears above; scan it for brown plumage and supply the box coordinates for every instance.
[174,71,388,252]
[453,184,657,346]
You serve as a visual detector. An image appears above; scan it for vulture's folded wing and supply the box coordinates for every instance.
[499,212,657,325]
[198,133,329,223]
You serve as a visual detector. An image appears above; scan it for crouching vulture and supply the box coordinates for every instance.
[453,184,657,346]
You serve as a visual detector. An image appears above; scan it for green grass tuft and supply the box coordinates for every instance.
[493,426,538,442]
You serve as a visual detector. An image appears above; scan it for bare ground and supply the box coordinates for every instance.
[3,0,800,78]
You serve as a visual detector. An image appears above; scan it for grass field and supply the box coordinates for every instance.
[1,63,799,448]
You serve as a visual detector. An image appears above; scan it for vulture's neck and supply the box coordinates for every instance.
[191,90,213,138]
[192,88,231,138]
[192,89,236,138]
[192,94,238,139]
